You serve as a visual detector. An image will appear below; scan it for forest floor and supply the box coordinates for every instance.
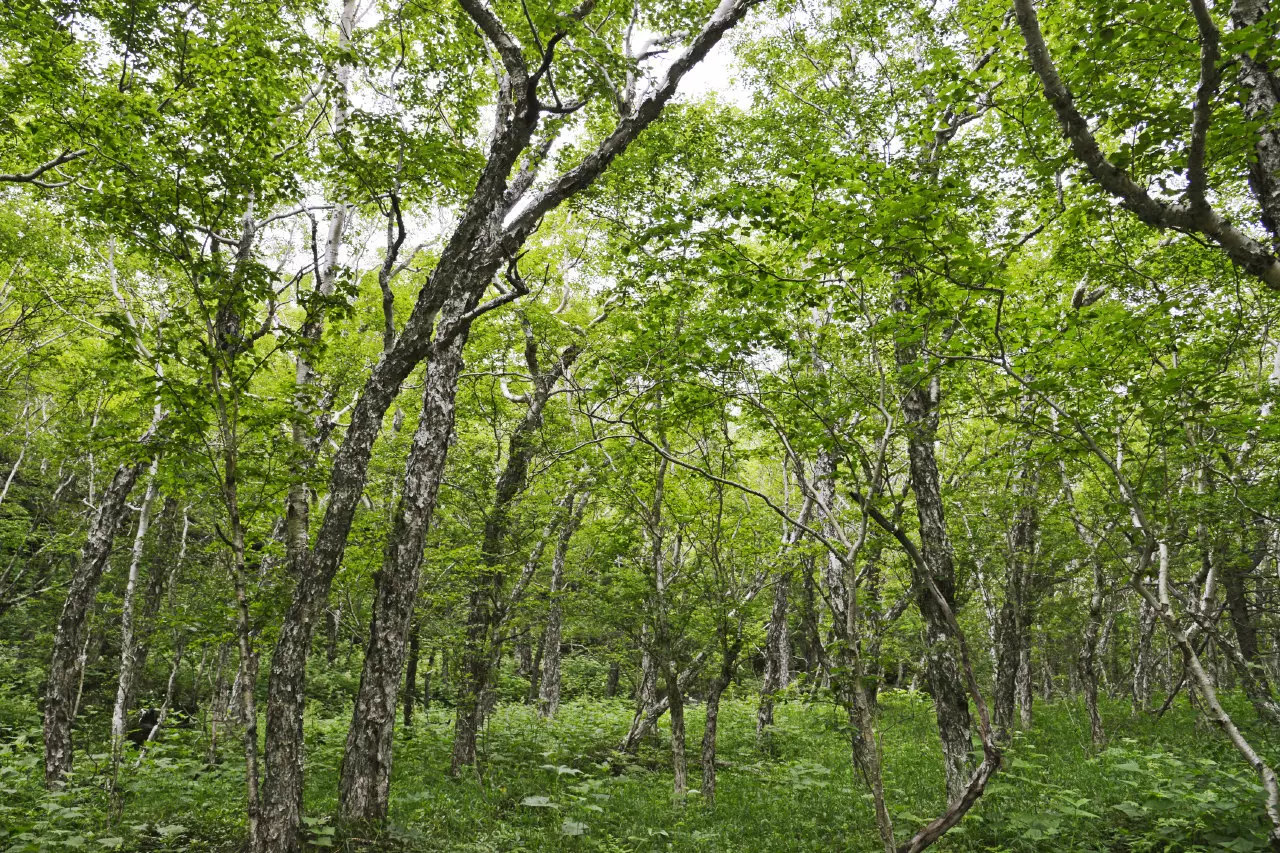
[0,690,1275,853]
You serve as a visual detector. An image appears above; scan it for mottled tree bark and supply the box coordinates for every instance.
[994,454,1039,742]
[664,659,687,799]
[1133,597,1156,712]
[700,644,739,807]
[1223,532,1280,726]
[1016,645,1035,726]
[259,1,764,842]
[539,491,591,718]
[604,661,620,698]
[339,328,468,824]
[797,556,825,677]
[44,460,146,786]
[450,334,582,770]
[1080,565,1107,746]
[110,466,160,788]
[619,654,707,753]
[403,626,419,729]
[1228,0,1280,250]
[1013,0,1280,288]
[893,298,973,804]
[756,570,791,737]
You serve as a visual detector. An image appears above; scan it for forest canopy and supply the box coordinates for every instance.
[0,0,1278,850]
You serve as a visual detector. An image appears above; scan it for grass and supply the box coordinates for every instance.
[0,687,1274,852]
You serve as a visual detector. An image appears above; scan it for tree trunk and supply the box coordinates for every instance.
[1016,643,1034,727]
[1080,564,1106,746]
[126,498,183,715]
[450,337,583,769]
[339,329,467,825]
[665,661,687,800]
[525,631,544,704]
[258,1,762,839]
[797,556,824,677]
[44,460,145,786]
[135,633,184,764]
[1133,596,1156,712]
[537,591,563,717]
[756,570,791,738]
[1228,0,1280,250]
[994,455,1038,742]
[230,535,262,851]
[404,626,419,729]
[619,658,706,753]
[515,634,534,683]
[1224,531,1280,725]
[206,643,230,765]
[700,649,738,808]
[422,649,434,711]
[110,466,160,788]
[893,299,973,805]
[604,662,620,698]
[538,490,589,718]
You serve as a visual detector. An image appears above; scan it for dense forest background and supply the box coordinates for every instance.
[1,0,1279,850]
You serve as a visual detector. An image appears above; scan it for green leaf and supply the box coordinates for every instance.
[560,820,587,836]
[520,796,557,808]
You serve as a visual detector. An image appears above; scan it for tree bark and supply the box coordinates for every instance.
[110,464,160,787]
[404,625,419,729]
[665,660,687,800]
[756,570,791,738]
[450,332,582,770]
[893,298,973,805]
[44,460,146,786]
[1016,644,1034,727]
[339,328,467,825]
[700,646,739,808]
[1080,565,1107,746]
[259,2,764,842]
[1223,531,1280,726]
[604,661,620,698]
[994,451,1038,742]
[1228,0,1280,250]
[539,491,591,718]
[1133,596,1156,712]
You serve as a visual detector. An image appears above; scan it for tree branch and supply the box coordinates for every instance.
[0,149,89,187]
[1012,0,1280,288]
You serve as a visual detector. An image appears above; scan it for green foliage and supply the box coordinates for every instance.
[0,695,1270,852]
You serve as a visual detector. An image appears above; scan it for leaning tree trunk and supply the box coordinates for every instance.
[621,626,661,751]
[618,651,712,753]
[260,2,765,842]
[44,460,146,786]
[339,328,468,825]
[893,299,973,805]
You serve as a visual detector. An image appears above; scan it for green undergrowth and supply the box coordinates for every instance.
[0,690,1274,852]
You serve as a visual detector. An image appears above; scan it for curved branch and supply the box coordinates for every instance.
[1012,0,1280,288]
